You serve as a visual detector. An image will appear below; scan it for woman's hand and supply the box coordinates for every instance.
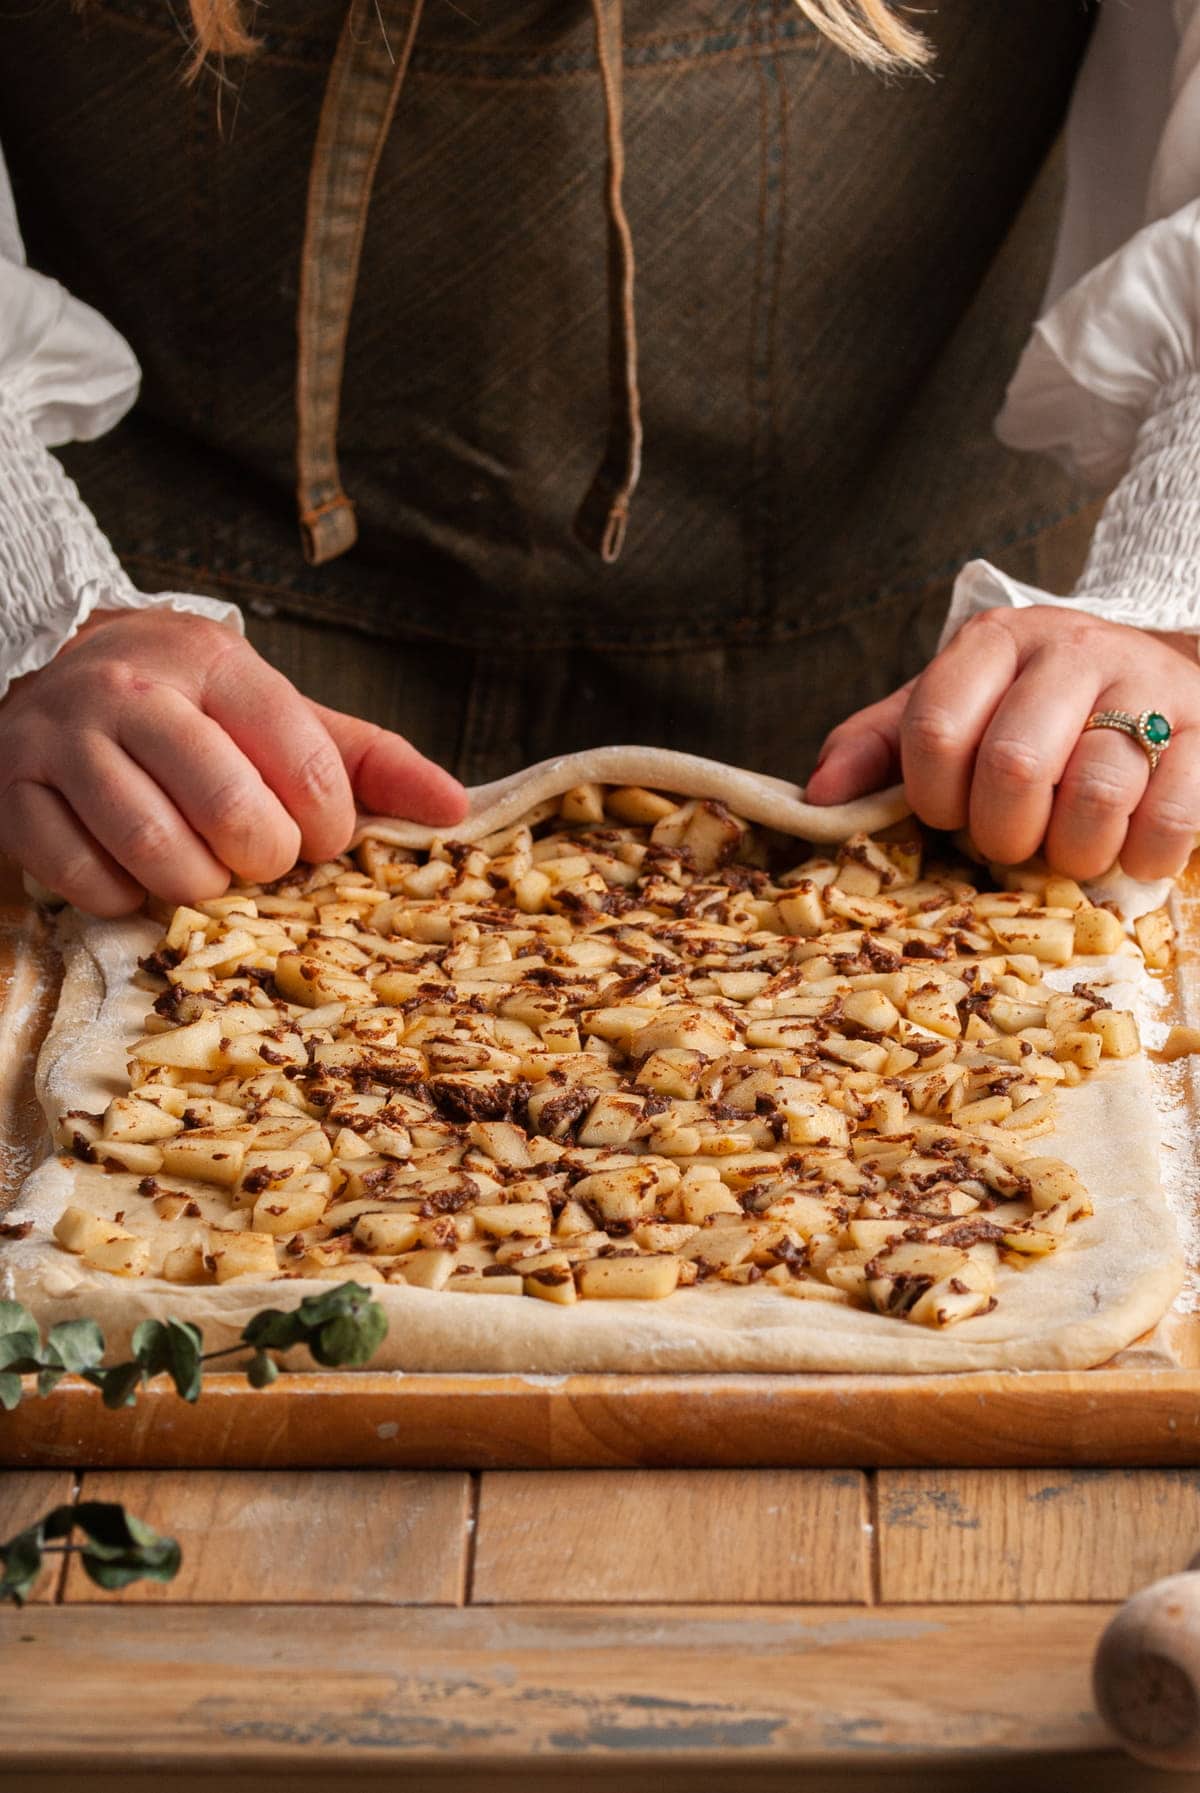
[0,608,468,916]
[805,608,1200,881]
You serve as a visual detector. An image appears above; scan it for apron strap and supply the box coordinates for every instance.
[575,0,643,563]
[295,0,425,566]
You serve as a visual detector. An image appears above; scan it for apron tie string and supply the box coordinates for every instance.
[295,0,640,568]
[575,0,643,563]
[295,0,425,566]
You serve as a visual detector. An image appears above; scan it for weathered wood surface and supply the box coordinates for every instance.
[61,1469,472,1605]
[0,1469,74,1603]
[0,1601,1124,1775]
[878,1468,1200,1603]
[472,1468,871,1604]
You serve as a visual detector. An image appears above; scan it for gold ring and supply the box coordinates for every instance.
[1083,709,1173,774]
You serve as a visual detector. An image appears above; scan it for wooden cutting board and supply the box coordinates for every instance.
[4,861,1200,1470]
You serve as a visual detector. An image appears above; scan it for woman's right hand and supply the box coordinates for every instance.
[0,608,468,917]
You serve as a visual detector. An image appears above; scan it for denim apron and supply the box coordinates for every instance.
[0,0,1096,782]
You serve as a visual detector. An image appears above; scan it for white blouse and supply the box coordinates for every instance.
[6,1,1200,698]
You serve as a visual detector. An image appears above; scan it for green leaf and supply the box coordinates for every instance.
[131,1318,170,1373]
[35,1366,65,1398]
[296,1282,368,1328]
[0,1525,44,1606]
[130,1318,203,1401]
[73,1503,180,1591]
[308,1290,388,1369]
[0,1370,24,1412]
[0,1300,41,1374]
[241,1305,305,1352]
[0,1299,39,1350]
[44,1319,106,1375]
[244,1349,279,1389]
[85,1360,144,1410]
[158,1319,203,1402]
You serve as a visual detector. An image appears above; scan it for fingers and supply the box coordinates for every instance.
[1114,729,1200,881]
[312,702,468,825]
[201,649,357,863]
[54,731,231,905]
[805,685,910,805]
[1044,704,1151,880]
[119,688,302,884]
[966,647,1102,865]
[0,783,143,917]
[900,617,1021,830]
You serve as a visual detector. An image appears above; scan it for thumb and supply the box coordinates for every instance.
[804,682,912,805]
[309,702,469,828]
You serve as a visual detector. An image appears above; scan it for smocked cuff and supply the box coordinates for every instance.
[1070,370,1200,644]
[0,393,242,703]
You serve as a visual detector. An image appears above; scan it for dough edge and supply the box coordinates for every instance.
[3,745,1186,1374]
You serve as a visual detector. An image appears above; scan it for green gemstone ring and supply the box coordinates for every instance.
[1084,708,1174,773]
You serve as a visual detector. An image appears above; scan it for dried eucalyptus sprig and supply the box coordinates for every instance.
[0,1501,181,1606]
[0,1281,387,1410]
[0,1281,388,1603]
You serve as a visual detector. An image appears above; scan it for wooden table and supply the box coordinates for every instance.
[4,1461,1200,1789]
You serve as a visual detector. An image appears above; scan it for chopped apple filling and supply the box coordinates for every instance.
[49,782,1167,1328]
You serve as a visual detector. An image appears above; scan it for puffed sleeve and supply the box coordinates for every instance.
[941,0,1200,648]
[0,142,242,702]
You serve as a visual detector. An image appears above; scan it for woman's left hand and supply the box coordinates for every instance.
[805,607,1200,881]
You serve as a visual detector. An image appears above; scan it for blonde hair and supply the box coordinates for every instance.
[181,0,931,82]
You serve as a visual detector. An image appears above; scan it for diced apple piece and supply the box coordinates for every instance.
[1089,1009,1140,1059]
[130,1012,224,1072]
[604,785,679,825]
[54,1206,123,1256]
[82,1231,152,1277]
[466,1121,532,1168]
[473,1203,552,1240]
[160,1134,246,1187]
[678,1178,744,1225]
[92,1140,164,1176]
[906,1261,995,1328]
[904,983,961,1039]
[841,988,901,1035]
[251,1185,329,1236]
[274,950,374,1008]
[1161,1025,1200,1062]
[577,1091,647,1149]
[1021,1156,1090,1214]
[775,883,826,937]
[524,1265,577,1304]
[1072,905,1125,955]
[436,1269,519,1296]
[558,782,606,824]
[237,1148,314,1196]
[102,1096,184,1144]
[571,1161,675,1225]
[1053,1030,1103,1071]
[393,1248,457,1290]
[986,915,1075,965]
[677,1223,762,1270]
[577,1255,681,1300]
[554,1197,595,1237]
[1134,907,1175,971]
[210,1230,280,1281]
[162,1240,210,1284]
